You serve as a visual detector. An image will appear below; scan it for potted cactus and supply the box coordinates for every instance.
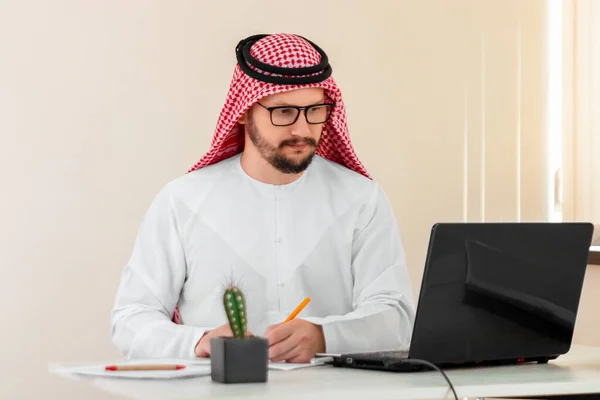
[210,284,269,383]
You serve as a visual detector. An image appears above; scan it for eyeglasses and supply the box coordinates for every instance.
[256,101,336,127]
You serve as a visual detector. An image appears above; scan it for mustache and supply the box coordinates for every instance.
[279,138,318,148]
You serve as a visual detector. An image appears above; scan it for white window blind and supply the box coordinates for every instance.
[562,0,600,232]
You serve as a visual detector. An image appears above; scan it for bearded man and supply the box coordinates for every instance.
[110,33,415,363]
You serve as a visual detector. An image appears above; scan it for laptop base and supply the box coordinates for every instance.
[329,351,559,373]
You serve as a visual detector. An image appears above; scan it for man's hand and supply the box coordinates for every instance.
[194,323,253,357]
[264,319,325,363]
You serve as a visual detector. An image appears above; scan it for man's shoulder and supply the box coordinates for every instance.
[160,155,240,202]
[312,155,379,197]
[311,156,391,226]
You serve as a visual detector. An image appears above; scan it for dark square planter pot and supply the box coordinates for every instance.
[210,336,269,383]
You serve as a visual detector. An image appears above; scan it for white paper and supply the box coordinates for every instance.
[49,357,326,380]
[49,359,211,380]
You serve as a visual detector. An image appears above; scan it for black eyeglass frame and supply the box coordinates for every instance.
[255,98,336,127]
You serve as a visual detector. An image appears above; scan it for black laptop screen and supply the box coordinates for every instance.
[408,222,593,365]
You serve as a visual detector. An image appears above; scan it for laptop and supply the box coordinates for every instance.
[316,222,595,372]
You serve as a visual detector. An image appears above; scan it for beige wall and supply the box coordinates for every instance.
[3,1,593,399]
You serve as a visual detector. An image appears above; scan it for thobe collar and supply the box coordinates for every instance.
[233,153,313,196]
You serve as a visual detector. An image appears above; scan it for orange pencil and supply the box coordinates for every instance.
[284,297,311,322]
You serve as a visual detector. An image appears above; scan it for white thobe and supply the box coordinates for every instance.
[110,154,416,359]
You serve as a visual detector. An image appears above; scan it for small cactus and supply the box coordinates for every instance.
[223,284,247,339]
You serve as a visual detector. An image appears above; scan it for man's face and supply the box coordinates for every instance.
[243,88,328,174]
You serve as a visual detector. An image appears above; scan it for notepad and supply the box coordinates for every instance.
[268,362,324,371]
[169,359,325,370]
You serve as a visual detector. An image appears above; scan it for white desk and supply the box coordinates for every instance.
[52,345,600,400]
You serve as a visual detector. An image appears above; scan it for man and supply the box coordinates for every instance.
[110,33,415,363]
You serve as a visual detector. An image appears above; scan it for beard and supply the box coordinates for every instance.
[246,115,319,174]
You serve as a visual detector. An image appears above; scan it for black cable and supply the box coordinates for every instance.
[404,359,458,400]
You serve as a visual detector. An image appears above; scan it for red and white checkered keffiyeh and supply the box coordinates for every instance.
[173,33,370,325]
[188,33,370,178]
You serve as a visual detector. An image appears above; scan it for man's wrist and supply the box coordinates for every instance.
[317,325,326,352]
[194,330,211,355]
[307,321,326,353]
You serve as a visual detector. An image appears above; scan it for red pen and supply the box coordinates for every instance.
[105,364,186,371]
